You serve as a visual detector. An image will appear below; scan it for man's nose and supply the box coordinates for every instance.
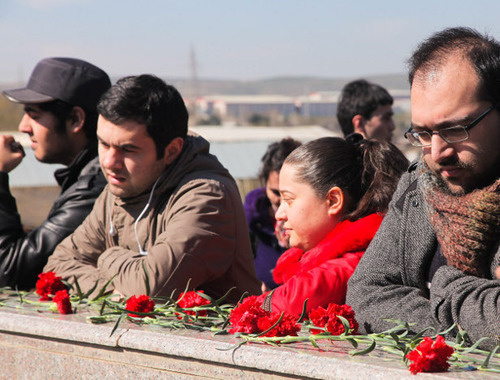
[429,133,455,164]
[101,148,123,170]
[18,114,32,134]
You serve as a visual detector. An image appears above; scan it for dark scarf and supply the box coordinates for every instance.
[419,162,500,277]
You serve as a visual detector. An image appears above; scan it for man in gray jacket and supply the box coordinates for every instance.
[347,27,500,348]
[44,75,260,302]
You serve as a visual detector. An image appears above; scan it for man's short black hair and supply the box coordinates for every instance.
[97,75,188,159]
[336,79,393,137]
[408,27,500,105]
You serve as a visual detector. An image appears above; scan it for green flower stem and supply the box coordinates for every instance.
[19,299,46,307]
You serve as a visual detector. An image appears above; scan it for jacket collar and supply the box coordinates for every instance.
[273,213,384,284]
[54,142,98,192]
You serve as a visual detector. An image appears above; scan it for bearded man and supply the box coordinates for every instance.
[347,27,500,349]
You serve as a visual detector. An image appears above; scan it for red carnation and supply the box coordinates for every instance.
[257,312,301,337]
[406,335,454,374]
[126,295,155,318]
[176,290,211,319]
[309,303,358,335]
[229,296,300,336]
[36,271,66,301]
[229,296,268,334]
[53,290,72,314]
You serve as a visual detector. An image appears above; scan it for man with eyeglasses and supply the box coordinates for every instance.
[347,27,500,349]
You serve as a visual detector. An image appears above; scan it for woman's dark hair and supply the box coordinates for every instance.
[97,75,188,159]
[259,137,302,183]
[38,99,99,141]
[284,134,409,221]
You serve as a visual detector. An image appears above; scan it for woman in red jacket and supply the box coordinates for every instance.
[260,134,408,317]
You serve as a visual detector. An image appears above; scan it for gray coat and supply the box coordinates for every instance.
[346,162,500,348]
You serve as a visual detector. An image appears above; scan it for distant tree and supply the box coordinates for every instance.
[248,113,270,126]
[198,115,221,126]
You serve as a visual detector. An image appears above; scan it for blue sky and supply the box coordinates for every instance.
[1,1,500,83]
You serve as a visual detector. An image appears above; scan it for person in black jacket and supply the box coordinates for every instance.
[0,57,110,289]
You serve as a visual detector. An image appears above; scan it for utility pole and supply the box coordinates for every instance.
[189,44,199,101]
[188,45,200,121]
[17,64,24,86]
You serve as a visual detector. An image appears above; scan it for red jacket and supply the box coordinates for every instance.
[262,213,383,317]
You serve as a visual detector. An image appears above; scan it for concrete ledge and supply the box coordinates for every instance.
[0,307,495,379]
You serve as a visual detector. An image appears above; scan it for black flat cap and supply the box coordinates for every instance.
[3,57,111,111]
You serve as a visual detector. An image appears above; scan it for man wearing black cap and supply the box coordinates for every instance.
[0,57,110,289]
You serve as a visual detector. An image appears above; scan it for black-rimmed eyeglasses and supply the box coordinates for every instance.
[404,104,497,147]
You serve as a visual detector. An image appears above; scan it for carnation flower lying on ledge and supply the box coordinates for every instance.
[176,290,211,319]
[406,335,454,374]
[36,271,66,301]
[125,295,156,318]
[228,296,300,337]
[2,271,499,375]
[52,290,73,315]
[308,303,358,335]
[35,271,73,314]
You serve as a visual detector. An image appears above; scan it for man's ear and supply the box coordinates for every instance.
[326,186,344,217]
[67,107,86,135]
[163,137,184,165]
[352,114,367,138]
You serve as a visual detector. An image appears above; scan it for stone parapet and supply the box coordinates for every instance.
[0,307,495,379]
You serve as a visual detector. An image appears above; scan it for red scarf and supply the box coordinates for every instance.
[273,213,384,284]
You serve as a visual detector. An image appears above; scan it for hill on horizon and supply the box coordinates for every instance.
[164,73,409,97]
[0,73,409,98]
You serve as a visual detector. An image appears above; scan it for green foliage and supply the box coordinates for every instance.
[195,115,221,126]
[248,113,270,126]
